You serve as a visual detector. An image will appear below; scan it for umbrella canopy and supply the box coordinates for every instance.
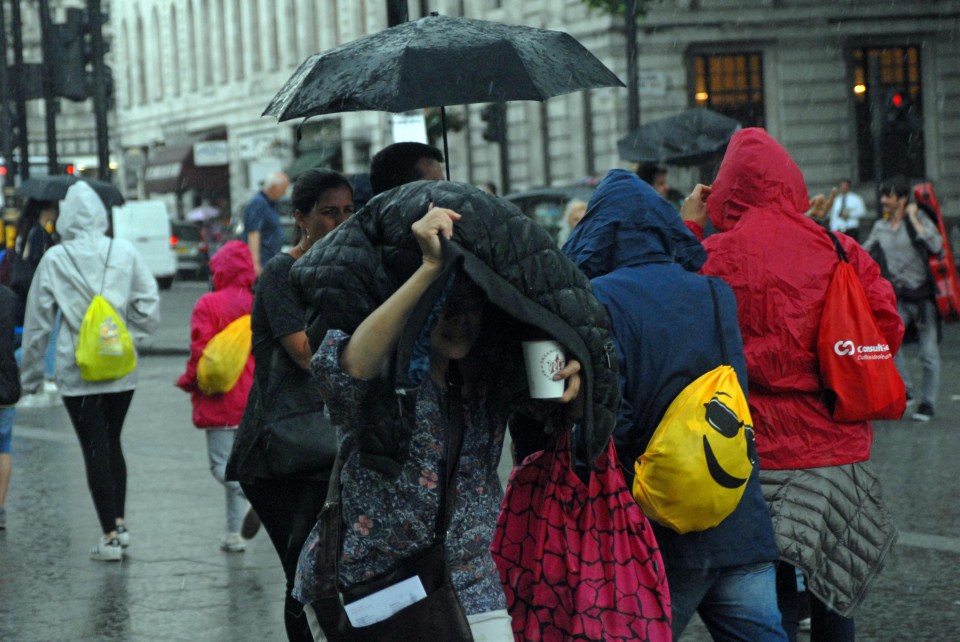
[15,175,126,209]
[617,108,742,167]
[263,14,623,121]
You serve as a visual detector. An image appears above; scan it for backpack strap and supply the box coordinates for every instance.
[826,230,849,263]
[60,244,96,298]
[62,239,114,298]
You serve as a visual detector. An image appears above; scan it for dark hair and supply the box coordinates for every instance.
[291,169,353,245]
[291,168,353,214]
[16,199,56,242]
[635,163,667,186]
[880,175,911,199]
[369,142,444,195]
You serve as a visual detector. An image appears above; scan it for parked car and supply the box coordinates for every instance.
[170,220,210,279]
[227,212,298,253]
[111,200,178,289]
[504,184,597,245]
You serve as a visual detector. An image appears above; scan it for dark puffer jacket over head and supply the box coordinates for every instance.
[290,180,619,464]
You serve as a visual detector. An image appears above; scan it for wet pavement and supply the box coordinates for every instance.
[2,280,960,640]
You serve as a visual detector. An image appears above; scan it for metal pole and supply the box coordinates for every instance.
[626,0,639,132]
[39,0,58,175]
[89,0,110,179]
[868,55,884,215]
[499,108,510,195]
[0,0,14,189]
[11,0,29,181]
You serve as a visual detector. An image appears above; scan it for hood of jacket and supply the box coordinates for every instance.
[57,182,108,242]
[563,169,706,278]
[210,240,255,291]
[707,128,810,232]
[291,180,619,464]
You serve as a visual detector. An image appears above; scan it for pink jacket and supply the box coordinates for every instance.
[176,240,256,428]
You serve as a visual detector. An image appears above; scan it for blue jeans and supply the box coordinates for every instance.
[894,298,940,410]
[669,561,786,641]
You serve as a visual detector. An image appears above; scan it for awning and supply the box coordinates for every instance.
[144,139,229,196]
[284,147,339,181]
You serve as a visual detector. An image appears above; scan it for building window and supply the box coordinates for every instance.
[691,51,765,127]
[851,45,924,183]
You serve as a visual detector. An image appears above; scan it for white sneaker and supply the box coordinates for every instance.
[220,532,245,552]
[116,525,130,548]
[16,392,52,408]
[43,380,59,394]
[90,536,123,561]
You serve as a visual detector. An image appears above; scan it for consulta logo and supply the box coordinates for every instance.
[833,340,891,359]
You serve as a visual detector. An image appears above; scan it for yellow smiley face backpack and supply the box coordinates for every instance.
[632,280,757,534]
[65,241,138,382]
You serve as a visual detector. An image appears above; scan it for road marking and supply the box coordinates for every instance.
[897,531,960,555]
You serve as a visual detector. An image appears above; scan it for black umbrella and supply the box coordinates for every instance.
[263,13,624,177]
[16,175,126,209]
[617,108,742,167]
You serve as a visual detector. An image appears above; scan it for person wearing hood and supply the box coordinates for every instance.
[681,128,903,641]
[20,181,160,561]
[176,240,256,552]
[563,169,785,641]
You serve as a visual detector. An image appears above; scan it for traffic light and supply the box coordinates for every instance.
[481,103,506,144]
[51,8,92,100]
[884,88,917,130]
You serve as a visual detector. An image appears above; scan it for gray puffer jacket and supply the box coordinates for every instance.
[761,462,898,617]
[290,180,619,468]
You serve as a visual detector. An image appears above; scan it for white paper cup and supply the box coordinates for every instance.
[522,340,567,399]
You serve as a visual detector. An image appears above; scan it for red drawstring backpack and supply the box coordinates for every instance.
[491,429,672,641]
[818,232,906,421]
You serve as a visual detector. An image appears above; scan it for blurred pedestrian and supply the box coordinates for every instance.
[827,178,867,242]
[0,284,22,530]
[556,198,588,247]
[564,169,785,641]
[242,171,290,277]
[369,142,444,196]
[636,163,670,199]
[226,169,354,641]
[681,128,902,641]
[20,182,160,561]
[862,175,942,421]
[176,240,256,552]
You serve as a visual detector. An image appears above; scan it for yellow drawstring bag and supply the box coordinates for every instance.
[75,294,137,382]
[197,314,251,395]
[632,364,756,534]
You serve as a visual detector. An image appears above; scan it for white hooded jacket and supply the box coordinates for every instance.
[20,182,160,395]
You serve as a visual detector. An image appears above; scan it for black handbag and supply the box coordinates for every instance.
[258,345,338,478]
[308,363,474,642]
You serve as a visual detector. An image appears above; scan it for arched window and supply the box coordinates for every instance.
[249,0,261,73]
[135,14,147,105]
[187,0,198,91]
[217,0,227,83]
[170,6,181,96]
[268,0,279,70]
[200,0,213,86]
[152,7,165,101]
[121,19,133,108]
[233,0,244,80]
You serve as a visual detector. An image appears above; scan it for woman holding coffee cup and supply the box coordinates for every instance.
[297,205,582,641]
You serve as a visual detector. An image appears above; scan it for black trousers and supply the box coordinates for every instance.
[62,390,135,534]
[243,477,327,642]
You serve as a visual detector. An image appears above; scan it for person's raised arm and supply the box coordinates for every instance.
[341,206,460,380]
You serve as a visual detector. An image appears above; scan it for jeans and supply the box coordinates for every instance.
[205,429,246,533]
[894,298,940,410]
[776,562,855,642]
[668,561,786,641]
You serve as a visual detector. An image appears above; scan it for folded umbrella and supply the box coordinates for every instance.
[16,175,125,209]
[618,108,742,167]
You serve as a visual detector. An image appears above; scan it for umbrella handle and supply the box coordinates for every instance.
[440,106,451,181]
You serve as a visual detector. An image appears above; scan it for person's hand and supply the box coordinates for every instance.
[905,202,925,233]
[552,359,584,420]
[806,188,837,220]
[681,184,711,226]
[412,204,461,267]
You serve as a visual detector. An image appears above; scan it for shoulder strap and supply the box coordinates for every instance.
[826,230,849,263]
[99,239,114,295]
[436,360,466,539]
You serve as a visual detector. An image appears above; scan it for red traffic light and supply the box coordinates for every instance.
[891,92,904,108]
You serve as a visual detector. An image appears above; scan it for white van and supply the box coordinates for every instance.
[111,200,177,289]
